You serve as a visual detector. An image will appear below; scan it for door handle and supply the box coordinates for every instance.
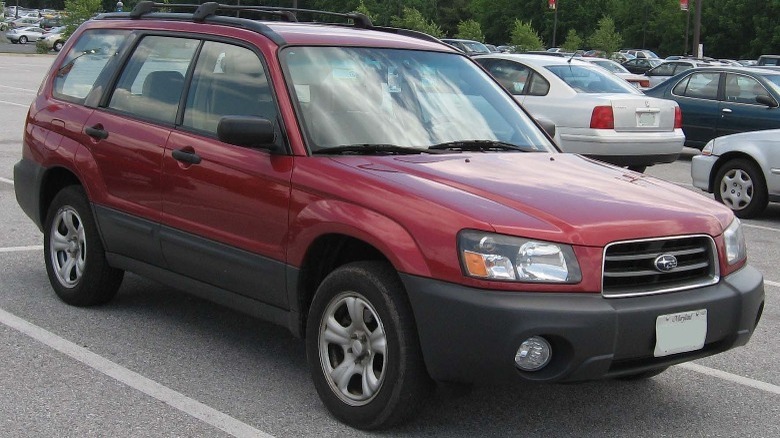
[172,148,202,165]
[721,108,733,114]
[85,125,108,140]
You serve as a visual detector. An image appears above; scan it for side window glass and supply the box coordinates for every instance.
[731,75,765,104]
[485,60,529,95]
[52,29,130,103]
[653,63,675,76]
[182,42,276,135]
[527,72,550,96]
[108,36,198,124]
[679,72,720,100]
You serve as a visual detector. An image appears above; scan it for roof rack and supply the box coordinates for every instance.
[128,1,371,26]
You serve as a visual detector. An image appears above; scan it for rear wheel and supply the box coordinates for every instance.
[44,186,124,306]
[714,158,768,218]
[54,40,64,51]
[306,261,432,429]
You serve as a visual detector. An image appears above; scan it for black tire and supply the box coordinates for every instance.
[54,40,64,52]
[43,186,124,306]
[713,158,768,219]
[306,261,432,430]
[616,367,668,380]
[19,36,27,44]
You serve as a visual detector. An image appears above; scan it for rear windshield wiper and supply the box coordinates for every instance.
[313,144,444,155]
[428,140,536,152]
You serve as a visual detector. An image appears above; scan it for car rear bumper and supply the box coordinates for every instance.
[559,128,685,165]
[402,265,764,384]
[691,154,718,192]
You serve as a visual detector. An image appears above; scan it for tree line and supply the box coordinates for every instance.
[16,0,780,59]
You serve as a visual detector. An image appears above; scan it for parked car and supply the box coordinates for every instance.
[14,2,764,430]
[475,54,684,171]
[757,54,780,66]
[484,43,500,53]
[440,38,491,56]
[619,49,660,59]
[9,16,41,28]
[579,57,651,89]
[644,59,730,88]
[622,57,663,74]
[691,129,780,218]
[5,25,44,43]
[610,51,635,63]
[40,25,66,51]
[645,66,780,149]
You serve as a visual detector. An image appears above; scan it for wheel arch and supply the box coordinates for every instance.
[710,151,767,193]
[39,166,84,228]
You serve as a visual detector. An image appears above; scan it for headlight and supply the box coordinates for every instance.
[723,218,747,265]
[459,230,581,283]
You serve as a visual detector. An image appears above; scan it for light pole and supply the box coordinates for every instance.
[684,3,691,55]
[551,0,558,48]
[692,0,703,57]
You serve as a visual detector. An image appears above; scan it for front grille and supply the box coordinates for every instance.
[602,235,719,298]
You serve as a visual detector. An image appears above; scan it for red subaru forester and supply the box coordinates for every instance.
[14,2,764,429]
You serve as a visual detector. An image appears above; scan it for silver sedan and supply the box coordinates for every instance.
[475,54,685,172]
[691,129,780,218]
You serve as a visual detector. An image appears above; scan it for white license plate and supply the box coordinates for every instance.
[637,112,657,127]
[654,309,707,357]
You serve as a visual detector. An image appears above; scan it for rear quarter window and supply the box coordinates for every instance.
[52,29,130,103]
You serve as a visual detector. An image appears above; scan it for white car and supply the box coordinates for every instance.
[691,129,780,218]
[580,57,650,89]
[475,54,684,171]
[5,26,44,44]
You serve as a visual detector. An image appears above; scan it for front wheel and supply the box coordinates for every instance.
[44,186,124,306]
[54,40,64,51]
[19,36,27,44]
[306,261,432,430]
[714,158,768,218]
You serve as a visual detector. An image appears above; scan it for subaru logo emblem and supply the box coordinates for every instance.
[654,254,678,272]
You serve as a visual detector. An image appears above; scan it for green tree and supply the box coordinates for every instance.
[391,7,445,38]
[510,19,544,52]
[587,16,622,53]
[561,29,583,52]
[455,19,484,42]
[64,0,103,38]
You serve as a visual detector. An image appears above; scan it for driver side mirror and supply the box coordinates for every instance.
[217,116,277,150]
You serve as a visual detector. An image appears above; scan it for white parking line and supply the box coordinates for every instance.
[0,99,28,108]
[744,223,780,233]
[678,363,780,395]
[0,307,275,438]
[766,280,780,288]
[0,84,37,93]
[0,177,14,185]
[0,245,43,253]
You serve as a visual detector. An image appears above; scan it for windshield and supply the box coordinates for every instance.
[545,64,639,94]
[282,47,555,153]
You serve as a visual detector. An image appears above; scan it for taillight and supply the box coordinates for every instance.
[674,106,683,129]
[639,79,650,88]
[590,106,614,129]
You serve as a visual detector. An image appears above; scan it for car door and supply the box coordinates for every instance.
[717,73,780,137]
[669,71,722,148]
[85,34,198,266]
[161,41,293,308]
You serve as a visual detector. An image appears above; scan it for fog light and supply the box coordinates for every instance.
[515,336,552,371]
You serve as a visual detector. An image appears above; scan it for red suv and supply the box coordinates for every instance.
[14,2,764,430]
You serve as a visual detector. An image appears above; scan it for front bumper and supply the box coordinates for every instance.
[691,154,718,192]
[402,265,764,384]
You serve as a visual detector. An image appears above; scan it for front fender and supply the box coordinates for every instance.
[287,199,431,277]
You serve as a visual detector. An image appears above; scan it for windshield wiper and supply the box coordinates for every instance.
[314,144,443,155]
[428,140,535,152]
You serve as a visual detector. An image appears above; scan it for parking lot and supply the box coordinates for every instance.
[1,53,778,437]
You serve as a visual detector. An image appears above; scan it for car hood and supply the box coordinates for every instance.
[340,153,731,247]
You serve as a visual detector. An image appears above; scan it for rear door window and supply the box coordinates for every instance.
[107,36,199,125]
[52,29,130,103]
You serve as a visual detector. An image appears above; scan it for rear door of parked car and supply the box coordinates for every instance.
[668,71,722,148]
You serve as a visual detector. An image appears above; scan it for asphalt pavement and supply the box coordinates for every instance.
[1,53,778,437]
